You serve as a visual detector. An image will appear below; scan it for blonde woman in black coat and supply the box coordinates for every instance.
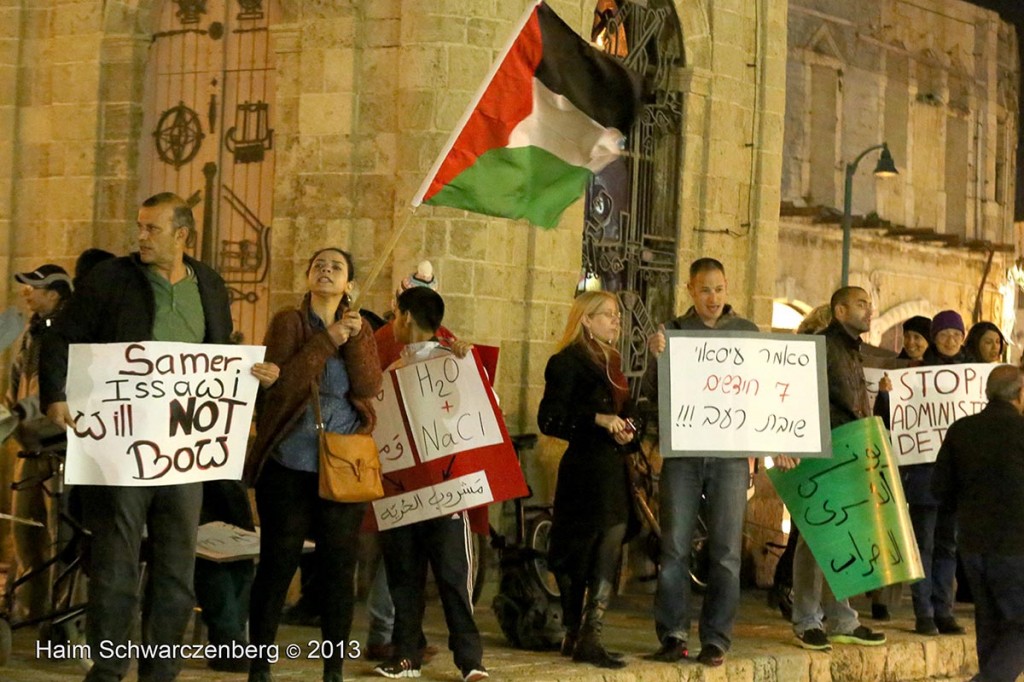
[538,291,638,669]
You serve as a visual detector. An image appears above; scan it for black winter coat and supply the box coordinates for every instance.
[40,253,232,408]
[537,343,638,568]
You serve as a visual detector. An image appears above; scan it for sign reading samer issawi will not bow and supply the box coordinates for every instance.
[65,341,265,486]
[658,331,831,458]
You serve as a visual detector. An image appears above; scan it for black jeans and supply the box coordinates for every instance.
[379,512,482,673]
[962,553,1024,682]
[81,483,202,682]
[249,459,365,675]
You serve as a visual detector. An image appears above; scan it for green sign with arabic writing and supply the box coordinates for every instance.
[767,416,923,600]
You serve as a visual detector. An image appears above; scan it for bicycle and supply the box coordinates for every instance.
[0,443,91,670]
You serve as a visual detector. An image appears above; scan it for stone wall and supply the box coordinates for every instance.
[782,0,1019,245]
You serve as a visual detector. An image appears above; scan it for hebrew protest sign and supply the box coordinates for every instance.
[658,331,830,458]
[369,349,527,530]
[768,417,923,600]
[64,342,265,486]
[864,363,993,466]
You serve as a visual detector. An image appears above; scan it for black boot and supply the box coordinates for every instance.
[556,573,583,657]
[571,580,626,669]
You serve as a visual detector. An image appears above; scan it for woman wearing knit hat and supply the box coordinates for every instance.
[868,314,932,621]
[963,321,1006,364]
[924,310,967,364]
[902,309,966,637]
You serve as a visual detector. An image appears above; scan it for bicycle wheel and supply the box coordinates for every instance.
[525,511,560,598]
[470,532,487,605]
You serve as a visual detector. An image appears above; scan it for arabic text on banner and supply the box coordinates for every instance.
[767,416,923,600]
[368,350,527,530]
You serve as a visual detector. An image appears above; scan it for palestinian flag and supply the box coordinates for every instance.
[411,0,643,229]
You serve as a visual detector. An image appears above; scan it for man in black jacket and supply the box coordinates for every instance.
[933,364,1024,682]
[41,193,235,682]
[791,286,886,651]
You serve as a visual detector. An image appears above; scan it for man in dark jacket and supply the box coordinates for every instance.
[791,286,886,651]
[933,364,1024,682]
[40,193,239,682]
[647,258,757,668]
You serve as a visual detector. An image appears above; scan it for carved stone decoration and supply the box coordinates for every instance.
[153,102,205,168]
[236,0,264,20]
[224,101,274,163]
[173,0,208,25]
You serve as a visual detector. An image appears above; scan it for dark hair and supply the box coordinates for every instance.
[306,247,355,280]
[689,258,725,279]
[47,280,72,303]
[829,286,866,315]
[397,287,444,333]
[964,321,1006,362]
[141,192,196,247]
[74,248,116,285]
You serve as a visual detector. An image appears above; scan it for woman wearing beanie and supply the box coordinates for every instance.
[902,310,966,637]
[869,315,932,620]
[963,321,1006,364]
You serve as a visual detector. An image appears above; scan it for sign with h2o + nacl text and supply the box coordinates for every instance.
[864,363,994,466]
[64,341,265,486]
[369,351,527,531]
[658,331,831,458]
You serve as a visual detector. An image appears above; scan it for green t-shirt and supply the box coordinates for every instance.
[146,265,206,343]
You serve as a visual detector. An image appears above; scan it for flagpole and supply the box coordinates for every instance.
[350,208,418,308]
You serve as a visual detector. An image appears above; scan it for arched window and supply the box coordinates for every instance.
[138,0,278,344]
[584,0,684,396]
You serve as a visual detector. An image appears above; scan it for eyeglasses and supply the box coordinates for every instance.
[591,310,622,321]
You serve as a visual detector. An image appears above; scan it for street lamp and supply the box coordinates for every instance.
[840,143,899,287]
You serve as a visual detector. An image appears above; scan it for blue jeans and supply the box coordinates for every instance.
[654,457,748,650]
[962,553,1024,682]
[367,561,395,647]
[909,504,957,619]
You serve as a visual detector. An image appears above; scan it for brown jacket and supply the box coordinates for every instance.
[243,296,382,485]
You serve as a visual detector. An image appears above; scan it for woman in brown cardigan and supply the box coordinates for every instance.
[245,247,382,682]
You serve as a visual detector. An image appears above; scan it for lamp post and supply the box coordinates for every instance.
[840,143,899,287]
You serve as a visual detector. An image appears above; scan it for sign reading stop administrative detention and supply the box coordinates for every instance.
[64,341,265,486]
[657,331,831,458]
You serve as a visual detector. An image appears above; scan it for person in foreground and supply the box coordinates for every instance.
[790,286,886,651]
[645,257,756,667]
[538,290,638,670]
[933,364,1024,682]
[373,286,488,682]
[244,247,382,682]
[40,193,276,682]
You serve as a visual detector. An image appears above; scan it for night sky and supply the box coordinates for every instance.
[965,0,1024,219]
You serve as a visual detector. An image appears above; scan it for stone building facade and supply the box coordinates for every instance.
[0,0,788,492]
[776,0,1020,348]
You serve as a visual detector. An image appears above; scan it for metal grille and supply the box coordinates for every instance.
[586,0,684,399]
[139,0,276,345]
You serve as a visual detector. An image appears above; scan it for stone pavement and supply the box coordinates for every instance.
[2,588,979,682]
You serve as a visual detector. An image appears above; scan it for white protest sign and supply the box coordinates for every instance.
[658,331,831,457]
[394,353,503,462]
[866,363,993,466]
[372,377,416,474]
[196,522,314,562]
[65,341,265,486]
[372,471,494,531]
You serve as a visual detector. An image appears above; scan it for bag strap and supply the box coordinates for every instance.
[311,380,325,435]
